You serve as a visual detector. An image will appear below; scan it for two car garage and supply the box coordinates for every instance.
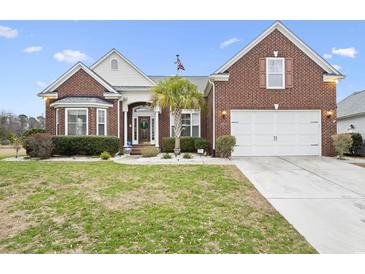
[230,110,322,157]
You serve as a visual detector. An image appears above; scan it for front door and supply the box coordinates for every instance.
[138,116,150,144]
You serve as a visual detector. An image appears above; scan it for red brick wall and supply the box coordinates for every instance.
[206,89,214,153]
[159,107,170,147]
[57,68,105,98]
[214,29,337,156]
[44,68,120,138]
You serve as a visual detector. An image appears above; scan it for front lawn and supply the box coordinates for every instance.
[0,161,315,253]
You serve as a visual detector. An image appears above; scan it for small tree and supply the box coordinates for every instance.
[151,76,205,155]
[13,137,23,158]
[332,134,353,159]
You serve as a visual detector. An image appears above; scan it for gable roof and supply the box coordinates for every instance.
[149,76,209,93]
[337,90,365,119]
[38,62,118,96]
[214,21,344,77]
[90,48,156,86]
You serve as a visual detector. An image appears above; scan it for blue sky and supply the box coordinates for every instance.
[0,20,364,116]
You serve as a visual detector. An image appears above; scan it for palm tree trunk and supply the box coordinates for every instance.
[173,108,182,156]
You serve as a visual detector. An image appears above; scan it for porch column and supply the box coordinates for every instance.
[155,109,159,148]
[123,111,128,147]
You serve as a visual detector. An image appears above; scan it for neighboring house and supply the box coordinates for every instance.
[337,90,365,155]
[39,21,343,156]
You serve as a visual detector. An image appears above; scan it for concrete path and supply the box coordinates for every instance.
[234,156,365,254]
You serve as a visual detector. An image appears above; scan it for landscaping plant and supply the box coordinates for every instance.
[182,153,192,159]
[216,135,236,158]
[152,76,205,155]
[349,133,363,155]
[100,151,111,160]
[161,153,172,159]
[332,133,353,159]
[24,133,54,159]
[141,146,159,157]
[194,138,209,153]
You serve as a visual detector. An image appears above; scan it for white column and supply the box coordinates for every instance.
[123,111,128,147]
[155,110,159,147]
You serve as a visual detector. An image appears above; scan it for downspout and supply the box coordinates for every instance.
[208,78,216,156]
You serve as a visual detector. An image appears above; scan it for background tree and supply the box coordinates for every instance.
[151,76,205,155]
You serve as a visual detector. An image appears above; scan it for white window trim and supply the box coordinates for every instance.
[55,108,59,136]
[65,108,89,136]
[266,57,285,89]
[111,59,119,71]
[96,108,107,136]
[169,109,201,138]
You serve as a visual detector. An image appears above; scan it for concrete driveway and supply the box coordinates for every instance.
[234,156,365,254]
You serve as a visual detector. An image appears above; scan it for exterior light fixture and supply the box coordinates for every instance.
[325,110,333,118]
[221,110,227,118]
[273,51,278,57]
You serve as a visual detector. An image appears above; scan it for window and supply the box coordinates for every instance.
[66,109,87,136]
[55,109,59,135]
[171,110,200,137]
[111,59,118,71]
[266,57,285,89]
[97,109,107,136]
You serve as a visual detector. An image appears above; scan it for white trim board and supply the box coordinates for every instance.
[214,21,343,77]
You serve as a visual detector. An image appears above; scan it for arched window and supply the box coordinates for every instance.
[111,59,118,71]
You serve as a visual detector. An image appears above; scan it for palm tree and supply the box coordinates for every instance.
[151,76,205,155]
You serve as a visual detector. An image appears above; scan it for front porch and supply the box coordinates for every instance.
[122,101,161,148]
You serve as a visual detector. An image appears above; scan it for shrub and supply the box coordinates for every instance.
[216,135,236,158]
[100,151,111,160]
[24,133,54,159]
[23,128,46,138]
[182,153,192,159]
[332,133,353,159]
[194,138,209,151]
[349,133,363,155]
[141,146,159,158]
[52,136,120,156]
[161,153,172,159]
[162,137,197,153]
[1,139,10,145]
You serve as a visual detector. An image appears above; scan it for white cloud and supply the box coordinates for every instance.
[23,46,43,54]
[220,37,240,49]
[53,49,90,63]
[0,25,18,39]
[332,64,341,71]
[36,81,47,89]
[332,47,358,58]
[323,54,332,59]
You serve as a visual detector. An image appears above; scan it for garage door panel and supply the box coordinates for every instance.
[231,110,321,156]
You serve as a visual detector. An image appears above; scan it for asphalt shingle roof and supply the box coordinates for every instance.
[53,96,112,105]
[337,90,365,118]
[149,76,209,93]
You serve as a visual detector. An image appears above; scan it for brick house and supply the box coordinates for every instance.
[39,21,343,156]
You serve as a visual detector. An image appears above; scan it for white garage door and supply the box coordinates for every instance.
[231,110,321,156]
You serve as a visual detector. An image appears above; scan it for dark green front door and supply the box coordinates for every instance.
[138,116,150,144]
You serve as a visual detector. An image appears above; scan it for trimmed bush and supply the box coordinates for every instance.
[161,153,172,159]
[332,133,353,159]
[162,137,197,153]
[141,146,159,158]
[52,136,120,156]
[182,153,192,159]
[1,139,10,145]
[100,151,111,160]
[194,138,209,151]
[24,133,54,159]
[23,128,46,138]
[216,135,236,158]
[349,133,363,155]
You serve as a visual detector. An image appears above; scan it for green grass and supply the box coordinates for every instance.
[0,161,316,254]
